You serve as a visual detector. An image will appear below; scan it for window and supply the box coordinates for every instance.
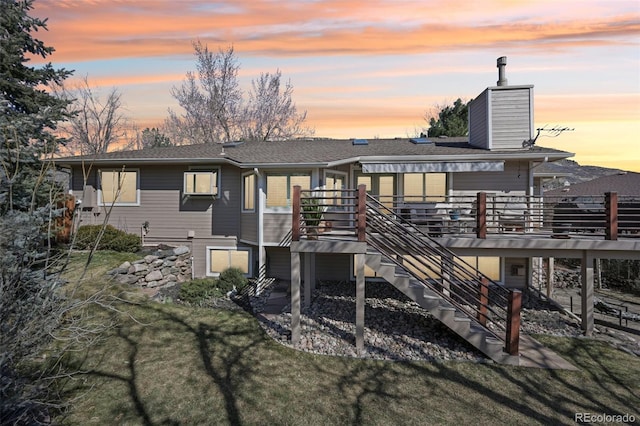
[207,247,251,276]
[184,171,218,195]
[403,173,446,202]
[455,256,501,281]
[99,169,139,205]
[265,173,311,208]
[242,173,255,211]
[356,173,395,209]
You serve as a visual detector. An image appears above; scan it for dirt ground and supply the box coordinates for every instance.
[546,282,640,357]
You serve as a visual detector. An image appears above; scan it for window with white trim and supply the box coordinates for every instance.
[242,173,255,212]
[265,172,311,208]
[184,170,219,196]
[207,247,252,276]
[99,169,139,206]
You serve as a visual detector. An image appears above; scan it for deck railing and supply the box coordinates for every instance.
[293,188,639,241]
[364,194,520,352]
[292,186,366,242]
[291,185,523,355]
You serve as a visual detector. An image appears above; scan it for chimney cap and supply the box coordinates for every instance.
[496,56,507,86]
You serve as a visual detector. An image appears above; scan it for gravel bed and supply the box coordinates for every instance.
[250,281,583,363]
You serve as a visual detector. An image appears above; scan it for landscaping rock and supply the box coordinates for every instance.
[107,245,192,291]
[129,263,149,274]
[173,246,190,256]
[145,270,164,282]
[116,274,139,285]
[107,267,128,275]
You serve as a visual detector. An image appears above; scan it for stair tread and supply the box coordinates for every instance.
[364,241,519,365]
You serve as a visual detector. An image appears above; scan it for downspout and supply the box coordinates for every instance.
[256,168,265,294]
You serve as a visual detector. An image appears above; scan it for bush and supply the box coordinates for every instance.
[218,267,248,293]
[178,278,223,304]
[178,268,248,305]
[74,225,141,252]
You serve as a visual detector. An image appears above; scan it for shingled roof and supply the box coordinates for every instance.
[545,172,640,196]
[56,137,573,167]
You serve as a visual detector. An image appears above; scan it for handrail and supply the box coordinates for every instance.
[365,194,511,336]
[292,187,363,241]
[294,189,640,240]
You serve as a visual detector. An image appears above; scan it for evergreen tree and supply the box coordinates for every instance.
[141,127,173,148]
[0,0,72,213]
[1,1,74,422]
[425,98,469,138]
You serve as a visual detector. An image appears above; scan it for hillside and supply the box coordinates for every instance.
[542,159,627,191]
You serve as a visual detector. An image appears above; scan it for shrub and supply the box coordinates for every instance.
[74,225,141,252]
[178,278,222,304]
[218,267,248,293]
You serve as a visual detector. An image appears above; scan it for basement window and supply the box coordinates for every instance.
[206,247,251,277]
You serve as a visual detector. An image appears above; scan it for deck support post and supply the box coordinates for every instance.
[581,251,595,336]
[478,277,489,326]
[441,253,452,297]
[505,290,521,356]
[546,257,554,299]
[357,185,366,242]
[292,185,301,241]
[355,253,365,354]
[476,192,487,239]
[303,253,315,308]
[605,191,618,241]
[290,251,301,345]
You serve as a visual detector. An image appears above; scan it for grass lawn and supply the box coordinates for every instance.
[56,252,640,425]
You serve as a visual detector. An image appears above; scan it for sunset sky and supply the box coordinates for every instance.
[31,0,640,171]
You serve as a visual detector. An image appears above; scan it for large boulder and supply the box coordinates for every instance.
[173,246,190,256]
[129,263,149,274]
[145,270,164,282]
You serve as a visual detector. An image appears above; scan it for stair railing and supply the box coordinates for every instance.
[365,194,517,343]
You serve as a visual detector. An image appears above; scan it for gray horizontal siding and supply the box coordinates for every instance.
[469,89,489,149]
[490,88,532,150]
[71,164,241,241]
[240,212,258,243]
[316,254,351,281]
[266,247,291,280]
[263,213,292,245]
[266,248,351,281]
[451,161,528,194]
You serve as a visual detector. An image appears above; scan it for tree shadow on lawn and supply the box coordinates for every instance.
[57,301,639,425]
[58,303,275,425]
[308,350,639,426]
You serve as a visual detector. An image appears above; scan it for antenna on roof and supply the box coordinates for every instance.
[523,125,575,149]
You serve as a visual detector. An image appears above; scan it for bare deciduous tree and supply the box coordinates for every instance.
[167,42,312,144]
[61,77,131,155]
[243,70,311,141]
[168,43,243,144]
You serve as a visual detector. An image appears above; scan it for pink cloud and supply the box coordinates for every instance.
[31,1,639,62]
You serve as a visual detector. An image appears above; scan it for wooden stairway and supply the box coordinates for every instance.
[365,251,519,365]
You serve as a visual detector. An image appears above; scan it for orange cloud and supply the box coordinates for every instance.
[31,1,640,62]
